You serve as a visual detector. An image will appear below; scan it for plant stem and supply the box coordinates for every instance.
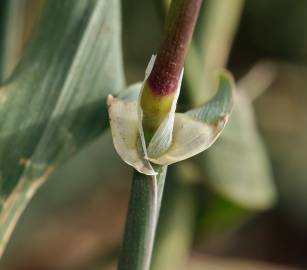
[148,0,202,96]
[118,1,202,269]
[141,0,202,141]
[118,166,167,270]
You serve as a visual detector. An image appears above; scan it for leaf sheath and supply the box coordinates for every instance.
[118,166,167,270]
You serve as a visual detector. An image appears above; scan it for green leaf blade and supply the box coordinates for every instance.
[0,0,124,256]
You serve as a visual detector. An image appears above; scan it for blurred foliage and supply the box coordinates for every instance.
[255,63,307,229]
[201,90,276,210]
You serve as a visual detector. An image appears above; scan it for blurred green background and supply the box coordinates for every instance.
[1,0,307,269]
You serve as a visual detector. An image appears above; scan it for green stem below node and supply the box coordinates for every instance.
[118,166,167,270]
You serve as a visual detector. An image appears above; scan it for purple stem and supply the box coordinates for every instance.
[147,0,202,96]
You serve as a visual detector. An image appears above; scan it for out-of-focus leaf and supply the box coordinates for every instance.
[0,0,124,256]
[0,0,45,83]
[190,0,244,105]
[255,63,307,228]
[200,92,277,210]
[0,0,26,81]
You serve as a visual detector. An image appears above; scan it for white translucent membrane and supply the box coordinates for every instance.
[108,57,234,175]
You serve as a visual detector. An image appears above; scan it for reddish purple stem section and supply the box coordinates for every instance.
[147,0,202,96]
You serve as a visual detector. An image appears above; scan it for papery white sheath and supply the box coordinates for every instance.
[107,56,234,175]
